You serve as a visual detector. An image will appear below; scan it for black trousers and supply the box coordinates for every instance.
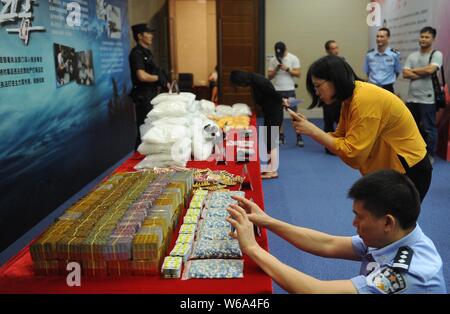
[406,102,438,154]
[131,90,156,150]
[381,83,395,94]
[277,90,302,142]
[322,101,341,133]
[398,154,433,203]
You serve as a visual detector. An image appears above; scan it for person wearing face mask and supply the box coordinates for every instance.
[363,27,402,93]
[290,55,432,202]
[226,170,446,294]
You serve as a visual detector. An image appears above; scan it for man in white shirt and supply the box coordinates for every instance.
[268,42,303,147]
[403,26,443,163]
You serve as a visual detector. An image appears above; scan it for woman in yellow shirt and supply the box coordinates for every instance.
[292,55,432,201]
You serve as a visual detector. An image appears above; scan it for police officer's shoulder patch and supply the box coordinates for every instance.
[368,266,407,294]
[391,48,400,54]
[367,48,375,53]
[393,246,413,270]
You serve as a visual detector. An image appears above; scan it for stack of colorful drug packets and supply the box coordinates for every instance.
[30,171,195,277]
[160,189,209,278]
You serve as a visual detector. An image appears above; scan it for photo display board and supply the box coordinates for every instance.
[0,0,134,253]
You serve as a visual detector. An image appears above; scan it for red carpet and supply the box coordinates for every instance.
[0,118,272,294]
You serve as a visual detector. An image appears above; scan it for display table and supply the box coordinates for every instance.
[0,119,272,294]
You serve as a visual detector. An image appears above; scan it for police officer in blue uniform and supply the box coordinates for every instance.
[364,27,402,93]
[129,23,168,150]
[351,225,446,294]
[226,169,447,294]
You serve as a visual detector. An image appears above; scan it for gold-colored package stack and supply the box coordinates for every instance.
[153,199,177,229]
[209,115,250,130]
[31,172,145,273]
[107,173,181,275]
[167,182,185,205]
[132,226,163,260]
[32,260,61,276]
[107,260,133,276]
[158,190,183,230]
[78,172,156,263]
[56,235,85,261]
[30,170,195,277]
[171,171,194,205]
[132,259,160,276]
[82,260,108,277]
[165,188,182,213]
[30,220,75,261]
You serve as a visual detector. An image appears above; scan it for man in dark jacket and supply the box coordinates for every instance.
[129,23,168,150]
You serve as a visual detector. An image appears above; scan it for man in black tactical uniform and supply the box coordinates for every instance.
[129,23,167,150]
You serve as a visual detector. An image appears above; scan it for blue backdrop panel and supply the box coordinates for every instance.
[0,0,135,252]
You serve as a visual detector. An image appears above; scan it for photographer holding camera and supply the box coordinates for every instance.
[268,41,303,147]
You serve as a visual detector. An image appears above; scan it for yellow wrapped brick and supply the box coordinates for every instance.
[82,260,108,277]
[143,215,169,237]
[132,259,160,276]
[80,235,109,261]
[107,260,133,277]
[30,222,74,260]
[56,235,85,261]
[132,233,162,261]
[33,260,61,276]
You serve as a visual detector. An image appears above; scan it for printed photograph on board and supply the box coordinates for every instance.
[96,0,108,20]
[106,4,122,39]
[53,43,76,87]
[75,50,95,86]
[96,0,122,39]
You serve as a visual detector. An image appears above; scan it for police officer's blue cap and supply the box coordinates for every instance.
[131,23,156,38]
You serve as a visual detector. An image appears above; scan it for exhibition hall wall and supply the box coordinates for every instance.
[0,0,134,253]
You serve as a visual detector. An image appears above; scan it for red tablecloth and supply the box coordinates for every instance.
[0,119,272,294]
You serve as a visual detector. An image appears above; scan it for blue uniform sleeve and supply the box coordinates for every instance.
[351,275,373,294]
[351,235,366,258]
[395,53,402,75]
[363,54,369,75]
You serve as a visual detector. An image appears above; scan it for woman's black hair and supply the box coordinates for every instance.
[306,55,363,109]
[230,70,252,87]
